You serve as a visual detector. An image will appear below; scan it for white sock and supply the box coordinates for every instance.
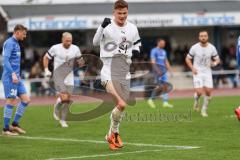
[194,93,201,103]
[202,96,211,112]
[54,98,62,110]
[108,107,124,135]
[61,100,73,121]
[193,93,201,109]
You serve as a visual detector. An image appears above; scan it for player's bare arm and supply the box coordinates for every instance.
[43,54,51,77]
[93,18,111,46]
[211,57,220,67]
[11,72,19,84]
[165,59,173,76]
[185,56,198,75]
[151,59,162,76]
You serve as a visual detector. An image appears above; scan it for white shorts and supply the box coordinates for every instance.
[102,80,130,101]
[100,56,131,82]
[101,64,112,82]
[53,72,74,94]
[193,72,213,88]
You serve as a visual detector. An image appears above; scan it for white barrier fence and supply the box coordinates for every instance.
[0,70,239,98]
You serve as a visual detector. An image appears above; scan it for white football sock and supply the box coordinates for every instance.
[202,96,211,112]
[194,92,201,103]
[54,98,62,110]
[108,107,124,135]
[61,100,73,121]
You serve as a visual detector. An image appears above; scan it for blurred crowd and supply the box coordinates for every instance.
[0,43,239,96]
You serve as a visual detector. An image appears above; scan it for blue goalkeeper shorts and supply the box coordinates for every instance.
[2,79,27,99]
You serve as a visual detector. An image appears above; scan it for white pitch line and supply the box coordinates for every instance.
[46,149,173,160]
[13,136,200,150]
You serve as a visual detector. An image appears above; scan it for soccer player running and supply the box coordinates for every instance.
[147,39,173,108]
[43,32,82,127]
[185,30,220,117]
[1,24,30,136]
[93,0,141,150]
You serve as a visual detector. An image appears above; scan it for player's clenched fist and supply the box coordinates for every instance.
[12,72,19,84]
[44,68,52,78]
[101,18,111,28]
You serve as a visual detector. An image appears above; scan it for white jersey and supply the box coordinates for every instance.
[187,42,219,73]
[93,20,141,81]
[47,43,81,85]
[93,20,141,58]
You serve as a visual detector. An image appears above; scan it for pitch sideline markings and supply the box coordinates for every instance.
[2,136,200,160]
[12,135,200,150]
[45,149,175,160]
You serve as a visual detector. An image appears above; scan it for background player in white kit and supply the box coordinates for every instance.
[43,32,81,127]
[93,0,141,150]
[185,30,220,117]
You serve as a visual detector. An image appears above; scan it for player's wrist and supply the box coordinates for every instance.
[212,61,217,67]
[44,68,50,72]
[44,68,51,77]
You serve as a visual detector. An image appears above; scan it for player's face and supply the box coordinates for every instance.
[113,7,128,26]
[16,30,27,41]
[199,32,208,44]
[157,40,166,48]
[62,36,72,49]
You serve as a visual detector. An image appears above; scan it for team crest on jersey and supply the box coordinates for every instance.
[121,30,126,34]
[121,36,127,42]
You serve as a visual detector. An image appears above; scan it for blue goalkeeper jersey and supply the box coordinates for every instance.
[1,36,21,80]
[150,47,167,66]
[150,47,167,74]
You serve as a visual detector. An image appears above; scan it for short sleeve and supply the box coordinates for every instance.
[150,49,156,61]
[47,45,56,59]
[211,46,219,59]
[133,27,141,51]
[187,46,195,59]
[164,50,167,60]
[76,47,82,57]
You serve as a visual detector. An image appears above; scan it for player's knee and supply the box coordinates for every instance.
[60,94,70,103]
[22,97,31,104]
[196,91,203,97]
[205,92,211,97]
[204,89,212,97]
[6,98,18,106]
[117,100,127,110]
[61,98,70,103]
[197,93,202,97]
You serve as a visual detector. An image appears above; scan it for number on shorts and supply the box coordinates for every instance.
[10,89,17,96]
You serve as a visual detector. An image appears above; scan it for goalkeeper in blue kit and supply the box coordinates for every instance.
[1,24,30,136]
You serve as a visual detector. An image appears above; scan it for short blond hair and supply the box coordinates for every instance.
[62,32,72,39]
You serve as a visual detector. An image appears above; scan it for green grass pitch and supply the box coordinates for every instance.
[0,96,240,160]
